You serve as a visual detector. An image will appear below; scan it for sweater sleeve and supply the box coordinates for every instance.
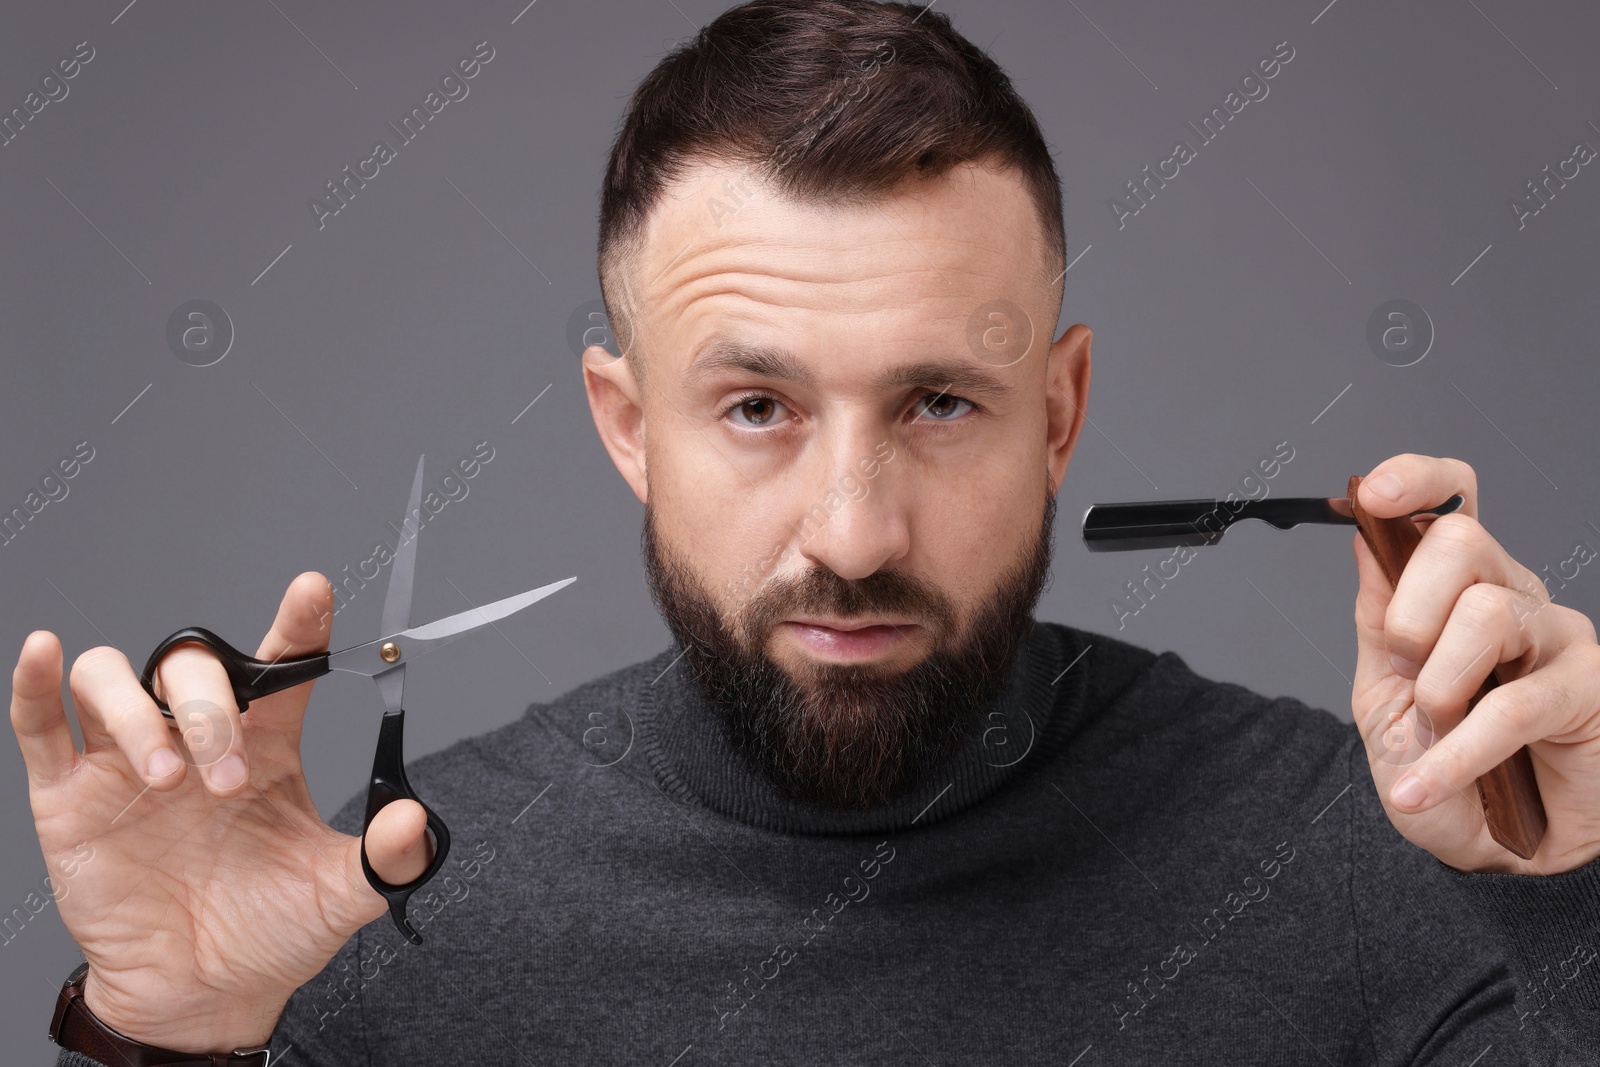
[1347,737,1600,1065]
[1441,836,1600,1058]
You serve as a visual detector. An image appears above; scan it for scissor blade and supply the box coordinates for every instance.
[326,576,577,678]
[403,576,577,645]
[381,456,426,641]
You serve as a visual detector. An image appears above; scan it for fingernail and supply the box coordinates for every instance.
[210,754,247,789]
[1389,651,1422,678]
[147,748,182,780]
[1392,775,1427,809]
[1369,473,1405,501]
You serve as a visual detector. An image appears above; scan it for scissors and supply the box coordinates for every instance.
[136,455,576,943]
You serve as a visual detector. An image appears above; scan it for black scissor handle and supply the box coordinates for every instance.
[143,629,449,941]
[359,707,452,944]
[139,626,331,716]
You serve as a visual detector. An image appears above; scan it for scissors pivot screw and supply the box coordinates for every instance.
[380,641,401,663]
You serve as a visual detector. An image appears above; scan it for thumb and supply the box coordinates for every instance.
[1352,530,1401,699]
[247,571,338,734]
[331,800,433,934]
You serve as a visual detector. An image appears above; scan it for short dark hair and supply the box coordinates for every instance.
[596,0,1066,381]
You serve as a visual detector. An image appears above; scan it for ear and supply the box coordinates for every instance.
[581,346,649,504]
[1043,323,1092,496]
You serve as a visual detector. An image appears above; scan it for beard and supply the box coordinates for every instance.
[641,484,1056,812]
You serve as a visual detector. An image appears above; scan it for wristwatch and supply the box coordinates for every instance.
[50,961,273,1066]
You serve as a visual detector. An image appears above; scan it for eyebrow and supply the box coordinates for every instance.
[681,337,1016,400]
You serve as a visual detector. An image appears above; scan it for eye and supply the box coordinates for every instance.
[724,392,793,429]
[910,391,975,422]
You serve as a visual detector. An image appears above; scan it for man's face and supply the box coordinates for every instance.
[585,159,1091,809]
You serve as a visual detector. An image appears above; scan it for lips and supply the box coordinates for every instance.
[778,618,918,662]
[786,617,915,632]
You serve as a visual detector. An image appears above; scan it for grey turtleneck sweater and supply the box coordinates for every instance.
[56,622,1600,1064]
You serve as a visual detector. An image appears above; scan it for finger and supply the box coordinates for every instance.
[1381,513,1546,673]
[1388,652,1597,812]
[247,571,337,734]
[1352,531,1445,756]
[154,644,249,795]
[1352,530,1404,708]
[1356,453,1478,520]
[1410,582,1543,737]
[69,644,200,790]
[10,631,78,786]
[67,646,134,752]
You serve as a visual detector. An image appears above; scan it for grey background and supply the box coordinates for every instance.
[3,0,1597,1054]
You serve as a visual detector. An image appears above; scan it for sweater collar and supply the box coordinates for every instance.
[633,619,1091,834]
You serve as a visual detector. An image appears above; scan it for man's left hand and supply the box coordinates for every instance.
[1351,453,1600,874]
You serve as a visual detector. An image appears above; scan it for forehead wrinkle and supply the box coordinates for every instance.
[643,218,1016,306]
[653,237,945,290]
[658,265,1011,395]
[654,254,995,323]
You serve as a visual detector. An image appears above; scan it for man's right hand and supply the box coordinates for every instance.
[9,572,432,1054]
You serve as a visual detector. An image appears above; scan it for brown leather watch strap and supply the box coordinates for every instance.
[50,962,272,1067]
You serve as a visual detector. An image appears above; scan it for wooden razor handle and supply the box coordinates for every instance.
[1347,475,1547,859]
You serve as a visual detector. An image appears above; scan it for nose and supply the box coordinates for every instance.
[788,430,908,582]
